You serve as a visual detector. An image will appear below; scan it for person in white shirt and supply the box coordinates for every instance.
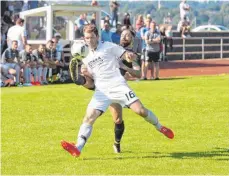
[179,0,190,22]
[61,24,174,157]
[7,18,27,51]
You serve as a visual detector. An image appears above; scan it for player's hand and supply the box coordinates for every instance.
[125,52,135,62]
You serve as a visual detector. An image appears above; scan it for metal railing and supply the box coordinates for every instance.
[171,37,229,60]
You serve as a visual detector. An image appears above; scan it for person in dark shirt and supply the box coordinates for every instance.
[33,44,49,84]
[1,40,21,85]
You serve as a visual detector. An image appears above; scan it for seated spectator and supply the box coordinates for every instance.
[45,40,59,82]
[1,40,21,86]
[123,13,131,27]
[0,63,16,87]
[19,44,40,86]
[111,24,122,44]
[178,19,191,38]
[101,22,112,42]
[32,44,49,84]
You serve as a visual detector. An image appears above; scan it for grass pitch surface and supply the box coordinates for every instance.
[1,75,229,175]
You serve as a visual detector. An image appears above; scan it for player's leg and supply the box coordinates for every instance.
[61,108,102,157]
[61,91,111,157]
[129,100,174,139]
[109,103,124,153]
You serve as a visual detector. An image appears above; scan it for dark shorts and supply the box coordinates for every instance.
[146,51,160,62]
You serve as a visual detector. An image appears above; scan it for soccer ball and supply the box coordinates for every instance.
[71,41,89,59]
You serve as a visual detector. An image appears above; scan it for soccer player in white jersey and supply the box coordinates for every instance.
[61,24,174,157]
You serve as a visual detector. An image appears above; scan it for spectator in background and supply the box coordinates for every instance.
[28,0,39,10]
[111,24,122,44]
[75,14,88,38]
[20,44,40,86]
[135,14,144,32]
[90,13,96,25]
[101,22,113,42]
[7,18,27,51]
[32,44,49,84]
[110,0,119,27]
[91,0,98,6]
[164,12,172,24]
[159,24,173,61]
[180,0,190,22]
[0,64,16,87]
[123,13,131,27]
[145,21,161,80]
[181,20,191,38]
[1,40,21,86]
[103,15,111,27]
[140,16,151,80]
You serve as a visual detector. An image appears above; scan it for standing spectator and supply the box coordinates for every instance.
[135,15,144,32]
[7,18,27,51]
[180,0,190,22]
[1,40,21,86]
[90,13,96,25]
[145,21,161,80]
[159,24,173,61]
[140,16,151,80]
[111,24,122,44]
[110,0,119,27]
[91,0,98,6]
[123,13,131,27]
[101,22,113,42]
[28,0,39,10]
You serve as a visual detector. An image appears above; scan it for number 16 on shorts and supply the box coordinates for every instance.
[125,91,136,101]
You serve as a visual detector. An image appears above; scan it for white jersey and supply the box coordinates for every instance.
[7,25,26,51]
[82,42,126,91]
[180,2,189,19]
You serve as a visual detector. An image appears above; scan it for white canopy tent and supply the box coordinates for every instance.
[19,4,102,45]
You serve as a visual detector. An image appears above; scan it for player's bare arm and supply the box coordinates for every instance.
[119,60,141,78]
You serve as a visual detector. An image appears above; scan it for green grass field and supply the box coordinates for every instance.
[1,75,229,175]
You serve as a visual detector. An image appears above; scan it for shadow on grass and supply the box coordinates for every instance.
[81,148,229,161]
[139,77,188,81]
[164,148,229,160]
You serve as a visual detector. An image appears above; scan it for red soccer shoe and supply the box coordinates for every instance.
[160,126,174,139]
[61,140,81,157]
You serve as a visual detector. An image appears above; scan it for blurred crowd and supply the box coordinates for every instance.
[1,0,192,87]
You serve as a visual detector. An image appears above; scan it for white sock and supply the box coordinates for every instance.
[145,110,162,131]
[76,123,92,152]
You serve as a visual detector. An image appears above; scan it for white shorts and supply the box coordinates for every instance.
[87,85,139,112]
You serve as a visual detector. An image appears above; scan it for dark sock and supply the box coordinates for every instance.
[114,121,125,144]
